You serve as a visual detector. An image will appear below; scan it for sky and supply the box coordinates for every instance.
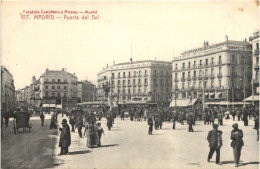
[1,0,259,90]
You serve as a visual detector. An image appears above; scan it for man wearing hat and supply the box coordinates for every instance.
[207,124,223,165]
[59,119,71,155]
[230,123,244,167]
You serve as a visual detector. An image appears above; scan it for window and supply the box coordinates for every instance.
[257,43,259,49]
[128,80,130,84]
[64,93,67,97]
[205,81,208,87]
[52,86,55,89]
[52,92,55,97]
[188,72,190,77]
[123,80,125,85]
[199,81,202,88]
[193,71,196,77]
[64,79,67,82]
[112,81,114,85]
[138,79,141,84]
[194,61,196,66]
[205,69,208,76]
[206,59,208,66]
[188,82,190,88]
[58,86,60,89]
[175,73,178,78]
[219,56,222,63]
[133,79,135,84]
[118,80,121,85]
[193,82,196,87]
[45,86,48,89]
[57,93,60,97]
[160,79,163,84]
[175,64,178,69]
[58,79,60,83]
[182,72,185,78]
[182,63,185,69]
[64,86,67,89]
[145,79,147,84]
[45,78,49,82]
[232,55,235,63]
[128,72,130,76]
[219,79,222,87]
[123,72,125,77]
[188,62,191,68]
[154,70,156,74]
[112,73,115,78]
[118,72,120,77]
[161,70,163,75]
[144,87,147,94]
[219,67,222,73]
[52,79,55,82]
[128,89,131,94]
[211,57,214,64]
[182,83,185,89]
[211,80,214,88]
[200,60,202,66]
[145,70,147,75]
[199,70,202,76]
[211,68,214,75]
[45,92,48,96]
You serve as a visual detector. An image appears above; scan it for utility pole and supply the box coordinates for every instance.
[252,79,255,106]
[202,71,205,111]
[243,73,246,107]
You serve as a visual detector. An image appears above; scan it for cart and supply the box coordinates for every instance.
[13,111,32,134]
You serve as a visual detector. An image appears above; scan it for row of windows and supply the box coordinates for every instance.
[44,78,68,82]
[45,86,67,89]
[112,70,169,77]
[175,55,249,69]
[175,67,222,78]
[114,87,170,94]
[45,92,67,97]
[110,78,170,86]
[174,79,222,89]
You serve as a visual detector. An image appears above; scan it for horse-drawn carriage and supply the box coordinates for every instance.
[13,111,32,134]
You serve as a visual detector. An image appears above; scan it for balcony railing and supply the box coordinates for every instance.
[218,61,222,65]
[182,67,186,70]
[138,83,142,87]
[117,76,121,79]
[193,65,197,69]
[204,64,210,68]
[255,49,259,55]
[133,84,136,87]
[192,76,197,81]
[217,73,222,78]
[187,66,192,69]
[133,75,137,78]
[210,74,214,79]
[122,76,126,79]
[204,75,209,80]
[144,83,148,86]
[210,62,214,66]
[111,76,115,79]
[174,78,178,82]
[181,77,185,82]
[187,76,192,81]
[128,84,131,87]
[198,75,203,80]
[254,63,259,69]
[144,74,148,77]
[127,75,131,78]
[138,74,142,77]
[117,84,121,87]
[174,67,178,71]
[198,64,203,68]
[122,84,126,87]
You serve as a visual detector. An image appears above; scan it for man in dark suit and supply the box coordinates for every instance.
[59,119,71,155]
[231,123,244,167]
[207,124,222,165]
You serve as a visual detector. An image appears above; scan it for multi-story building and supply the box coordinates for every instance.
[97,60,172,105]
[172,37,252,107]
[39,68,78,110]
[249,31,259,96]
[77,80,96,103]
[1,66,15,116]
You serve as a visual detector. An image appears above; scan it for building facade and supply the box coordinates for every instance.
[39,68,78,110]
[97,60,172,105]
[77,80,96,103]
[249,31,259,95]
[172,37,252,105]
[1,66,15,116]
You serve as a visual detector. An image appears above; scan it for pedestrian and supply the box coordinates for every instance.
[69,116,76,132]
[97,122,105,147]
[254,114,259,141]
[4,114,9,128]
[242,109,248,126]
[121,109,125,120]
[232,109,236,121]
[172,110,178,130]
[75,117,84,138]
[230,123,244,167]
[148,116,153,135]
[49,115,57,129]
[207,124,223,165]
[187,113,194,132]
[106,111,113,130]
[40,113,45,127]
[217,112,223,126]
[59,119,71,155]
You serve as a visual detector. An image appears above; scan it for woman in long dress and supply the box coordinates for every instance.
[84,118,99,148]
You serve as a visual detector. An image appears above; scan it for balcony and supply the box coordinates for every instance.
[254,63,259,70]
[133,75,137,78]
[182,67,186,70]
[133,84,136,87]
[198,64,203,68]
[181,77,185,82]
[153,74,157,77]
[204,64,210,68]
[174,67,178,71]
[144,83,148,86]
[117,76,121,79]
[231,72,237,76]
[138,83,142,87]
[210,74,215,79]
[127,75,131,78]
[138,74,142,77]
[122,84,126,87]
[192,65,197,69]
[111,84,115,88]
[111,76,115,79]
[128,84,131,87]
[217,73,222,78]
[198,75,203,80]
[117,84,121,87]
[210,62,214,66]
[218,61,222,65]
[192,76,197,81]
[174,78,178,82]
[122,76,126,79]
[187,76,192,81]
[187,66,192,70]
[144,74,148,77]
[255,49,259,56]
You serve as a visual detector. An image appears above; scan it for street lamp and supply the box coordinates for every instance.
[175,82,178,108]
[102,81,111,107]
[240,73,246,108]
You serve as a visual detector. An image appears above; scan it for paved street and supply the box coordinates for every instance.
[53,116,259,169]
[1,115,57,169]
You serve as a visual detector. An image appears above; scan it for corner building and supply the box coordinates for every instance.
[97,60,172,105]
[172,37,252,105]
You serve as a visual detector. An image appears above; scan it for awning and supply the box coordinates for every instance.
[169,98,198,107]
[210,93,215,96]
[206,101,249,105]
[205,93,209,96]
[244,95,259,101]
[42,104,56,108]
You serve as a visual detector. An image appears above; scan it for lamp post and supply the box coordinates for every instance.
[102,81,111,108]
[240,73,246,108]
[175,82,178,108]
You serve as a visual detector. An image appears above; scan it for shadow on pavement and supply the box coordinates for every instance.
[239,161,259,166]
[192,130,204,132]
[187,163,200,165]
[69,150,92,155]
[222,161,235,164]
[110,129,122,131]
[100,144,119,148]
